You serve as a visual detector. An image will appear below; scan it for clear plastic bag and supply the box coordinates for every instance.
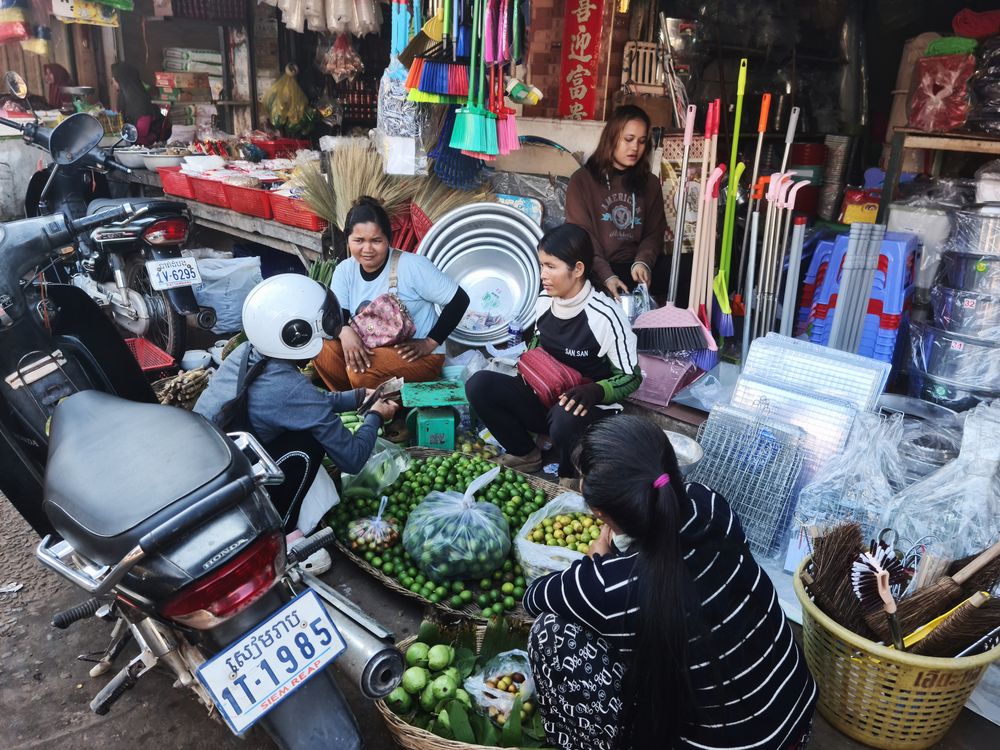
[342,438,411,495]
[909,321,1000,391]
[886,201,955,292]
[631,283,656,323]
[463,650,535,722]
[514,492,593,583]
[881,400,1000,562]
[795,413,906,542]
[402,467,510,581]
[347,496,401,552]
[907,54,975,133]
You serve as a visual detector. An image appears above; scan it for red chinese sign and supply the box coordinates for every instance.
[558,0,605,120]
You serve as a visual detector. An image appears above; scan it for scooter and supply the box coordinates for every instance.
[0,113,403,748]
[2,71,214,360]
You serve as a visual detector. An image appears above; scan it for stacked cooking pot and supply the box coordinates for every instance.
[909,204,1000,410]
[418,203,544,347]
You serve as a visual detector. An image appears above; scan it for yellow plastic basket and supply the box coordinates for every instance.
[794,559,1000,749]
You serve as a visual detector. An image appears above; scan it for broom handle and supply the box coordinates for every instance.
[478,0,489,108]
[954,538,1000,585]
[668,104,697,304]
[737,93,771,294]
[721,59,747,276]
[467,0,481,107]
[689,102,712,311]
[780,106,800,174]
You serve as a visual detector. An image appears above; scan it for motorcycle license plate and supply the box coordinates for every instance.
[146,258,202,291]
[196,590,346,735]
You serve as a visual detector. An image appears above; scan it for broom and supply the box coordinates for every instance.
[800,522,871,636]
[948,549,1000,596]
[733,93,771,316]
[956,607,1000,656]
[461,0,498,160]
[416,0,468,98]
[450,0,484,152]
[713,59,748,339]
[906,592,990,657]
[869,538,1000,642]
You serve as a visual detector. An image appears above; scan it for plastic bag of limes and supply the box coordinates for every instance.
[403,466,511,581]
[514,492,603,583]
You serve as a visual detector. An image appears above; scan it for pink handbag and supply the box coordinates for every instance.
[517,347,590,409]
[350,250,417,349]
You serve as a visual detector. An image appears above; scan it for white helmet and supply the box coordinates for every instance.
[241,274,343,360]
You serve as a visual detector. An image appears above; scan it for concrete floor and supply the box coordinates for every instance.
[2,495,998,749]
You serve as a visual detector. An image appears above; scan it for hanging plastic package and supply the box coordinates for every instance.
[881,400,1000,562]
[327,33,364,82]
[402,466,510,581]
[282,0,306,33]
[263,64,314,136]
[353,0,380,36]
[305,0,327,31]
[795,413,906,542]
[907,53,976,132]
[327,0,352,33]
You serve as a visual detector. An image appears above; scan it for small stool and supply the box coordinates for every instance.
[402,380,470,451]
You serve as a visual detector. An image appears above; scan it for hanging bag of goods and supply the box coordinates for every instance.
[402,465,511,581]
[349,250,417,348]
[516,347,591,409]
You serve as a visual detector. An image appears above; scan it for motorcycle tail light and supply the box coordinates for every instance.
[161,533,285,629]
[143,218,189,245]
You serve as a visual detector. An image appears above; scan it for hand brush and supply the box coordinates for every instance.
[852,540,909,650]
[876,538,1000,642]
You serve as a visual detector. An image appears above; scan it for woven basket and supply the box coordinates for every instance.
[331,447,563,625]
[794,559,1000,749]
[376,628,536,750]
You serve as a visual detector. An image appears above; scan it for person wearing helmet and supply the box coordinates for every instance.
[195,274,399,530]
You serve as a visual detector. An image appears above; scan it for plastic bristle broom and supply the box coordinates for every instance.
[633,304,713,354]
[405,56,426,90]
[450,0,482,152]
[714,58,748,339]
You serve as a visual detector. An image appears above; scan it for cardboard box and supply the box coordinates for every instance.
[155,71,210,89]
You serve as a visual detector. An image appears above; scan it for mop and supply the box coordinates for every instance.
[733,92,771,316]
[714,58,748,338]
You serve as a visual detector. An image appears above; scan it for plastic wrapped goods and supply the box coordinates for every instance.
[403,466,510,581]
[881,400,1000,561]
[795,413,906,542]
[907,54,975,132]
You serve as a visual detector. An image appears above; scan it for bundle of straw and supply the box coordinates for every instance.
[411,174,494,223]
[309,139,421,229]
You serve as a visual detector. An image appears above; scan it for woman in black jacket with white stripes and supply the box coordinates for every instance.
[523,415,817,750]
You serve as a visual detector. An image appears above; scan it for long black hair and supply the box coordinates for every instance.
[575,415,697,748]
[538,223,595,284]
[344,195,393,245]
[585,104,653,193]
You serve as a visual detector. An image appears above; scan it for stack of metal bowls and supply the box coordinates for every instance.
[418,203,544,347]
[909,205,1000,410]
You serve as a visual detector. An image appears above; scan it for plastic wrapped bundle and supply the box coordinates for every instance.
[881,400,1000,561]
[795,413,905,542]
[907,54,975,132]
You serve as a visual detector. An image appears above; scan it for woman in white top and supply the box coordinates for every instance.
[313,197,470,390]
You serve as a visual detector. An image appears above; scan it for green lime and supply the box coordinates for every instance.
[501,582,515,595]
[459,590,473,603]
[450,594,464,608]
[503,596,516,610]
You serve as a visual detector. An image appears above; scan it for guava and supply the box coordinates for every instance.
[405,642,430,668]
[401,666,430,695]
[427,644,455,671]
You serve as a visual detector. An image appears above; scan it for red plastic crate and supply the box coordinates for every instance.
[158,167,195,199]
[125,337,175,373]
[251,138,310,159]
[189,175,231,208]
[223,183,273,219]
[269,192,327,231]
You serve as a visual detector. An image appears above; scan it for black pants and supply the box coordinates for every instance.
[465,370,610,478]
[264,431,325,532]
[610,251,692,306]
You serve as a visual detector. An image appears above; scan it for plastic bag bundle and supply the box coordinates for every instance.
[795,413,906,542]
[324,34,364,82]
[403,467,510,581]
[514,492,592,583]
[378,60,421,136]
[907,54,975,132]
[463,650,535,723]
[881,400,1000,561]
[352,0,380,35]
[630,283,656,324]
[326,0,352,33]
[304,0,326,31]
[347,496,401,552]
[264,65,311,134]
[282,0,306,33]
[342,438,411,496]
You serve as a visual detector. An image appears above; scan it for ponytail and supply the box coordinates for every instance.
[575,416,696,748]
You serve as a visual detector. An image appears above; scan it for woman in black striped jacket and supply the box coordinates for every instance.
[523,415,817,750]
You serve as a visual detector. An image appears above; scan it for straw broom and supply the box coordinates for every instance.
[868,538,1000,642]
[325,140,421,228]
[907,592,991,657]
[412,175,494,223]
[800,522,871,636]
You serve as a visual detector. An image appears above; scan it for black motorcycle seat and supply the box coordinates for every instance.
[87,197,187,216]
[44,390,252,566]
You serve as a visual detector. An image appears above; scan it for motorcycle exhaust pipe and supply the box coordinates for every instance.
[300,572,404,700]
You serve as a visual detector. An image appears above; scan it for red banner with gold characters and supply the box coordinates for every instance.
[558,0,605,120]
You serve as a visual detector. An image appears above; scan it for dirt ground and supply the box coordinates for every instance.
[2,495,997,750]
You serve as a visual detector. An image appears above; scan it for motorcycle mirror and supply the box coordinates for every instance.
[5,71,27,99]
[49,113,105,166]
[121,124,138,145]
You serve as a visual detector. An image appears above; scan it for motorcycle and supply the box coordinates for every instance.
[0,113,403,747]
[2,71,215,360]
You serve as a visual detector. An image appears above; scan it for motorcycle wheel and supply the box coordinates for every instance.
[122,255,186,360]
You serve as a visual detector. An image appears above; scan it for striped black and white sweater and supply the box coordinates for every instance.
[523,482,817,749]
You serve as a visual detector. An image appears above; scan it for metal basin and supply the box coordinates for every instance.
[931,286,1000,339]
[941,251,1000,294]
